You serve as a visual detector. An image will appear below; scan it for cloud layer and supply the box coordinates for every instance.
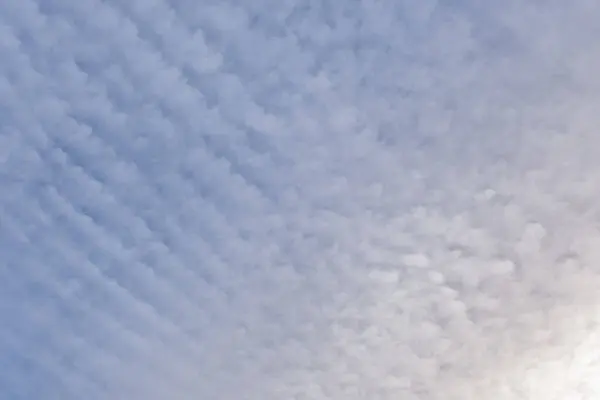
[2,0,600,398]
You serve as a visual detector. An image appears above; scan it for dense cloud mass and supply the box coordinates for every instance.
[2,0,600,398]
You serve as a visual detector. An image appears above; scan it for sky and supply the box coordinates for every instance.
[1,0,600,399]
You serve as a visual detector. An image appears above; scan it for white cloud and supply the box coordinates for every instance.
[2,0,600,398]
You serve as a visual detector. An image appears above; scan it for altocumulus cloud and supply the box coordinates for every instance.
[1,0,600,399]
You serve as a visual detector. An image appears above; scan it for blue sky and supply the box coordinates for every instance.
[2,0,600,399]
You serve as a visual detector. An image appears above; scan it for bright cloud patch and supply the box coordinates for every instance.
[1,1,600,399]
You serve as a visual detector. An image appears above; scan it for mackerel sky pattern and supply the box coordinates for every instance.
[2,1,600,399]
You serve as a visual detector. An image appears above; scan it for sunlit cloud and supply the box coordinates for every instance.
[1,1,600,398]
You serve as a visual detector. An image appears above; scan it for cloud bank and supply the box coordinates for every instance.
[2,0,600,398]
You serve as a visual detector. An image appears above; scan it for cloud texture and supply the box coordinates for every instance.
[2,0,600,398]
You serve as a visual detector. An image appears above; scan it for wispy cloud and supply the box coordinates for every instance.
[2,0,600,398]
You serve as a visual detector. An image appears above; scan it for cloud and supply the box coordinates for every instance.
[2,0,600,398]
